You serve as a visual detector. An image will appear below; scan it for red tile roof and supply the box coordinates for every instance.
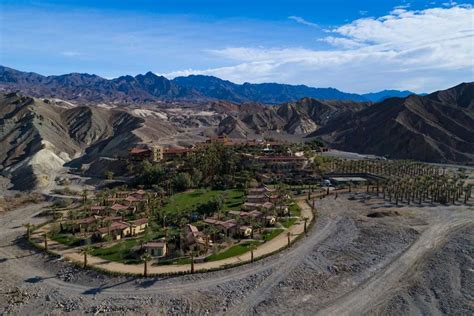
[144,241,166,249]
[163,147,193,154]
[130,218,148,226]
[111,204,128,211]
[130,148,150,155]
[97,222,130,234]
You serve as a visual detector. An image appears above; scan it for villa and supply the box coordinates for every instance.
[130,218,149,236]
[95,221,131,240]
[143,240,168,257]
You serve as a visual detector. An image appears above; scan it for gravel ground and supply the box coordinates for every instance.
[371,226,474,315]
[0,196,472,315]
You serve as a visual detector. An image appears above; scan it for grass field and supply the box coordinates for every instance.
[289,203,302,216]
[281,217,298,228]
[50,234,82,247]
[90,230,160,264]
[90,238,142,264]
[162,189,244,214]
[206,241,260,262]
[262,228,284,241]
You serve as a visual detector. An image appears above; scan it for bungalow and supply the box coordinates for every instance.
[130,218,149,236]
[228,210,275,226]
[247,186,276,195]
[90,205,107,215]
[66,216,100,233]
[101,216,123,223]
[275,205,290,215]
[246,194,269,204]
[228,210,263,220]
[204,218,239,237]
[185,224,207,246]
[143,240,167,257]
[95,222,131,240]
[124,195,140,205]
[239,225,253,237]
[110,203,136,214]
[242,202,274,212]
[265,216,277,226]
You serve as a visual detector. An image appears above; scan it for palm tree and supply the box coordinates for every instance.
[189,251,197,274]
[43,233,49,252]
[249,244,258,263]
[23,223,33,240]
[302,217,309,236]
[141,252,152,277]
[82,189,88,207]
[79,246,92,268]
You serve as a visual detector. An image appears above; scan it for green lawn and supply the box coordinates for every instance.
[154,257,191,266]
[262,229,284,241]
[289,203,302,217]
[163,189,244,214]
[281,217,298,228]
[51,234,82,247]
[90,238,141,264]
[206,241,260,262]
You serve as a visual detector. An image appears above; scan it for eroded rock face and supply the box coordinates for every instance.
[0,93,152,190]
[310,83,474,163]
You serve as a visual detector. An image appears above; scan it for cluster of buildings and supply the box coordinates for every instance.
[63,215,149,241]
[128,136,319,185]
[61,189,154,241]
[201,186,284,240]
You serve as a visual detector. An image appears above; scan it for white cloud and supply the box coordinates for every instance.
[288,16,319,28]
[165,5,474,93]
[60,51,81,57]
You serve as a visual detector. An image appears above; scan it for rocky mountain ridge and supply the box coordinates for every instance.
[0,66,415,104]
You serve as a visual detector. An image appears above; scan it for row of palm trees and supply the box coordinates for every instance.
[329,159,449,178]
[365,175,472,206]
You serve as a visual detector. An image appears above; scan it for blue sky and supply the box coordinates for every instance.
[0,0,473,93]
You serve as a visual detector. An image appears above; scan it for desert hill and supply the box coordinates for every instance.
[309,83,474,162]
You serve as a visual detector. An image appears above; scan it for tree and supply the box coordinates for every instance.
[302,217,309,236]
[249,244,257,263]
[287,231,291,247]
[137,160,166,187]
[141,252,152,277]
[172,172,193,192]
[104,170,114,180]
[79,246,92,268]
[43,233,49,252]
[23,223,33,240]
[189,251,197,274]
[82,189,88,206]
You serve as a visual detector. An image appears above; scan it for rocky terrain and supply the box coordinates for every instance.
[0,66,414,104]
[310,83,474,163]
[217,98,368,137]
[0,195,472,315]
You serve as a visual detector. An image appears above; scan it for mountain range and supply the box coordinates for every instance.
[0,64,472,190]
[0,66,415,104]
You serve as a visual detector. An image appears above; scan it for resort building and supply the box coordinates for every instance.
[143,240,168,257]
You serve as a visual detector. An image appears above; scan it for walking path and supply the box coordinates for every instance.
[30,199,314,276]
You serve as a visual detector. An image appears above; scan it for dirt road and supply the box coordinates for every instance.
[0,195,472,315]
[30,199,314,275]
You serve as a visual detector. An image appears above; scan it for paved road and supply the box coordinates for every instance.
[30,199,314,275]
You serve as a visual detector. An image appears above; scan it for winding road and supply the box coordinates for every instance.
[0,196,472,314]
